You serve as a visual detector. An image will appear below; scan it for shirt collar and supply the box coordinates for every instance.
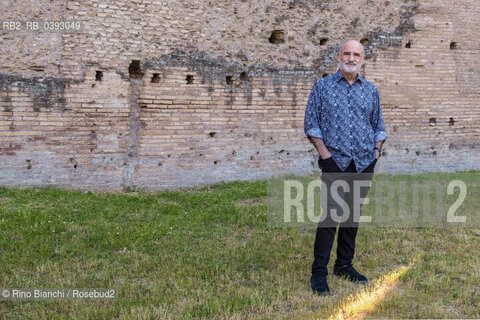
[333,69,365,85]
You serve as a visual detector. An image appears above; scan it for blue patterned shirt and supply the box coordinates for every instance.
[304,69,387,172]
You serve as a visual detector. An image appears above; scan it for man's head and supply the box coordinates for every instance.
[337,40,365,76]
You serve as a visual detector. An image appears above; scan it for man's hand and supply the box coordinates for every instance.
[310,137,332,160]
[321,151,333,160]
[374,142,384,160]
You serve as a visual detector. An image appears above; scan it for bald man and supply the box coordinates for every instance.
[304,40,387,295]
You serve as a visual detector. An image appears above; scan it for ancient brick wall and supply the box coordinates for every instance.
[0,0,479,190]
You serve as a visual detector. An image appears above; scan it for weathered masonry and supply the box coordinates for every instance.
[0,0,479,190]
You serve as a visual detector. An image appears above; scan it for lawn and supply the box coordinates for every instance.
[1,171,479,319]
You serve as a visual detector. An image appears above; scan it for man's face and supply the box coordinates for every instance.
[337,41,365,75]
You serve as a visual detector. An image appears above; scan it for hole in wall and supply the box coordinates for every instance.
[95,71,103,81]
[214,160,218,164]
[319,37,328,45]
[129,60,143,78]
[322,73,329,78]
[429,118,436,126]
[405,41,412,48]
[449,117,455,126]
[31,66,44,72]
[415,151,420,156]
[209,132,216,137]
[151,73,160,83]
[26,159,32,170]
[226,76,234,85]
[450,42,458,50]
[240,71,248,81]
[269,30,285,44]
[186,75,194,84]
[360,38,369,45]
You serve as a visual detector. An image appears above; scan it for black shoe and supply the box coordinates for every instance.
[311,273,330,295]
[333,264,368,284]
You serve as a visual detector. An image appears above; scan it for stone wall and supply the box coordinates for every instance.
[0,0,479,190]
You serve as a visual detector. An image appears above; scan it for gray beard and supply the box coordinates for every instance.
[341,63,360,74]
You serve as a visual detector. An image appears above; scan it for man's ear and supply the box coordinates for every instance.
[336,52,341,63]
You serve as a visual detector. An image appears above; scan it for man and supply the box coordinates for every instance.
[304,39,387,295]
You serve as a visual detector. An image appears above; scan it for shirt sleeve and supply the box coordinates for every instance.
[371,86,387,142]
[304,80,324,141]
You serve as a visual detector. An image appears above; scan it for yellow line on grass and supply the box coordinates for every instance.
[328,264,412,320]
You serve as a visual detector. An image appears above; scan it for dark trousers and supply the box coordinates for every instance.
[311,158,376,276]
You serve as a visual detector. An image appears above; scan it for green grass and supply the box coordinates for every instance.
[0,171,479,319]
